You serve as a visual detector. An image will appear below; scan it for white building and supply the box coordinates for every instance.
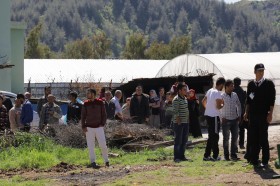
[0,0,26,93]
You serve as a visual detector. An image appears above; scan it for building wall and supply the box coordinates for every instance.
[11,22,26,94]
[0,0,11,91]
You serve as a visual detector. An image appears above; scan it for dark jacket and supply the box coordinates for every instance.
[104,100,116,120]
[130,94,150,123]
[0,105,8,130]
[21,99,33,125]
[233,85,246,114]
[246,79,276,116]
[3,98,13,112]
[81,99,107,128]
[37,96,48,117]
[67,101,82,124]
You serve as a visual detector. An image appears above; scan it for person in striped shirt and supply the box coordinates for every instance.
[172,83,191,163]
[220,79,241,161]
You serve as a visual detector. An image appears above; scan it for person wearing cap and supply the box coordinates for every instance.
[39,94,62,130]
[0,95,8,131]
[243,63,276,168]
[17,93,33,132]
[66,91,82,125]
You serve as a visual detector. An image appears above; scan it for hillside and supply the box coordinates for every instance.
[11,0,280,58]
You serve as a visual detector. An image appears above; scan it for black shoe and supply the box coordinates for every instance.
[231,155,240,161]
[260,163,269,168]
[174,159,181,163]
[203,156,214,161]
[105,162,110,167]
[91,162,99,169]
[212,156,221,161]
[181,157,193,162]
[224,156,230,161]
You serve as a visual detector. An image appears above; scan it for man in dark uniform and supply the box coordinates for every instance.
[244,63,276,168]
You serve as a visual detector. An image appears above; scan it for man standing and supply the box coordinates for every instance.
[39,94,62,130]
[172,83,191,163]
[244,63,276,167]
[0,95,8,131]
[81,88,109,168]
[0,93,13,129]
[66,91,82,125]
[37,86,52,117]
[233,77,247,149]
[111,90,123,120]
[221,80,241,161]
[17,93,33,132]
[130,85,150,124]
[202,77,226,161]
[9,99,24,132]
[104,91,115,120]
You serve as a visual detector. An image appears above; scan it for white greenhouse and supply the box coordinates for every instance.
[24,52,280,122]
[156,52,280,123]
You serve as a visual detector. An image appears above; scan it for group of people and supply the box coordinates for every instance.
[0,92,33,132]
[0,63,275,169]
[200,63,275,169]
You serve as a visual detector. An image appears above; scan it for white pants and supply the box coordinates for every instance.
[86,127,109,163]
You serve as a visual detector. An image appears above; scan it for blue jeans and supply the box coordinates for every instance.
[222,119,239,157]
[174,123,189,160]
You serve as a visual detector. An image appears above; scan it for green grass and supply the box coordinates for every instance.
[0,133,255,186]
[106,146,252,186]
[0,133,90,170]
[0,175,51,186]
[0,133,175,170]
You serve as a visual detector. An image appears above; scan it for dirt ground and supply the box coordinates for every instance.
[1,125,280,186]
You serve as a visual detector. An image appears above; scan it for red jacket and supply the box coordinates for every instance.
[81,99,107,128]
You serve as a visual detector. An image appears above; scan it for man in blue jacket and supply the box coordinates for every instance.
[17,93,33,132]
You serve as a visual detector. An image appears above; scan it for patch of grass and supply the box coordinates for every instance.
[0,175,51,186]
[0,133,90,170]
[106,147,252,186]
[0,133,174,170]
[110,147,173,166]
[0,133,254,186]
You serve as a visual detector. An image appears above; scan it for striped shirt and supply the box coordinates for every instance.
[172,95,189,123]
[220,92,241,120]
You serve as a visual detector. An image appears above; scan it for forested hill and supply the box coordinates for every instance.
[11,0,280,58]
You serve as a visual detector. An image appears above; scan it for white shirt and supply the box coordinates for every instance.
[204,88,222,117]
[254,77,265,87]
[111,96,122,115]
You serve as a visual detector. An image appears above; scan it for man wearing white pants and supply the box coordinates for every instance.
[81,88,109,169]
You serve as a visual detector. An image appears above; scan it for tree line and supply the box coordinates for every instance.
[11,0,280,59]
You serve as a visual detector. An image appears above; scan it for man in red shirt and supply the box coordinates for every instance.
[81,88,109,169]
